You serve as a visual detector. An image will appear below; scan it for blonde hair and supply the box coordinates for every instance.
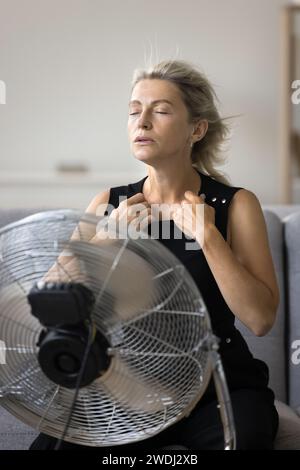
[131,59,232,186]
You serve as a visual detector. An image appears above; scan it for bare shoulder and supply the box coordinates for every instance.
[68,190,111,243]
[229,188,262,220]
[227,188,267,250]
[85,189,111,216]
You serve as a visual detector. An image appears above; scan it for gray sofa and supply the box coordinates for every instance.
[0,206,300,450]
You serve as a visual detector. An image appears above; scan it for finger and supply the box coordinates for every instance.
[184,190,197,199]
[180,201,194,215]
[130,212,152,232]
[119,195,149,217]
[127,202,150,217]
[127,192,147,205]
[132,207,151,222]
[128,207,150,227]
[184,190,203,203]
[138,213,153,231]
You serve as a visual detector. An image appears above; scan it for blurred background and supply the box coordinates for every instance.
[0,0,300,209]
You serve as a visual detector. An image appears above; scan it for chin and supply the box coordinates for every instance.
[134,152,157,162]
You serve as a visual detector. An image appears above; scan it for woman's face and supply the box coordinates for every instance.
[128,79,194,165]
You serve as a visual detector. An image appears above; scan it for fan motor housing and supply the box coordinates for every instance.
[28,282,111,388]
[28,282,95,326]
[37,326,111,388]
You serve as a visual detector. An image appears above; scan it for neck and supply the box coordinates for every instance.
[142,164,201,205]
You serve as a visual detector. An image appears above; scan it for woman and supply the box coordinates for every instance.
[30,59,279,450]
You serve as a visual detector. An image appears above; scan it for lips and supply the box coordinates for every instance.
[134,136,155,143]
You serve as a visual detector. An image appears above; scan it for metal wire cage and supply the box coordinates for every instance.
[0,210,235,448]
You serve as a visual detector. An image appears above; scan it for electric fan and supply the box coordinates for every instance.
[0,210,236,449]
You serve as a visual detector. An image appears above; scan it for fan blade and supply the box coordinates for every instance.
[96,354,176,413]
[69,239,155,322]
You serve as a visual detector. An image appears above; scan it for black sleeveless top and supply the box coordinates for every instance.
[106,170,270,403]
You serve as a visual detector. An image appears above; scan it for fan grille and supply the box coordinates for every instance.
[0,210,213,446]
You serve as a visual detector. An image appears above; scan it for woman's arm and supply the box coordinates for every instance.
[201,189,280,337]
[44,190,111,281]
[44,190,151,281]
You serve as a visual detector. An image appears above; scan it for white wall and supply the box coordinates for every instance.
[0,0,287,208]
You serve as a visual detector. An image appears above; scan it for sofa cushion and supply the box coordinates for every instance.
[0,406,37,450]
[284,212,300,413]
[262,205,300,220]
[274,400,300,450]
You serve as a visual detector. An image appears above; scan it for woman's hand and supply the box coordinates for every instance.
[94,192,153,241]
[172,190,216,248]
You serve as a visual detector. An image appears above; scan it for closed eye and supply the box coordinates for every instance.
[129,112,169,115]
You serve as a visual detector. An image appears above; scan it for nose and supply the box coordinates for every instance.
[137,111,152,130]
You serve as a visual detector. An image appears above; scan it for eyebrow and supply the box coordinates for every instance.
[128,99,174,107]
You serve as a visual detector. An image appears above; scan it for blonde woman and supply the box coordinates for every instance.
[30,60,279,450]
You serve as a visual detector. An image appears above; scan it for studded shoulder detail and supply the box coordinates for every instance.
[196,171,243,242]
